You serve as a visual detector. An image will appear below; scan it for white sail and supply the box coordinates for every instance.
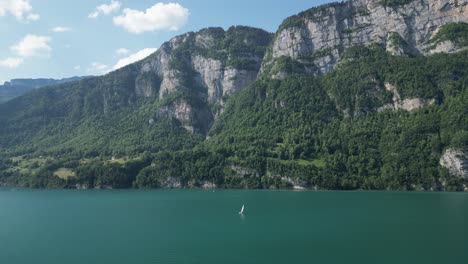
[239,204,244,214]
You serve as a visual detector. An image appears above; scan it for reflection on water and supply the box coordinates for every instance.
[240,213,245,221]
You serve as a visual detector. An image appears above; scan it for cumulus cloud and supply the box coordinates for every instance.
[11,34,52,57]
[26,13,38,21]
[116,48,129,55]
[88,0,120,18]
[0,57,23,68]
[113,3,189,34]
[87,62,110,75]
[51,26,71,33]
[0,0,40,22]
[73,65,81,70]
[1,33,49,68]
[113,48,157,70]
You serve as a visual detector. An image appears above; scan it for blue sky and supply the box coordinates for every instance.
[0,0,334,83]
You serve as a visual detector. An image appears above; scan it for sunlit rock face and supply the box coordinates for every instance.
[134,26,272,133]
[264,0,468,77]
[440,149,468,178]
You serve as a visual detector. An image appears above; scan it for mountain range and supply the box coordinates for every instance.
[0,77,87,103]
[0,0,466,190]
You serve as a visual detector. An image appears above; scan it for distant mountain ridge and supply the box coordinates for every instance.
[0,0,466,190]
[0,77,88,103]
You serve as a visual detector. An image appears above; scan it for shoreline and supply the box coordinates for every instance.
[1,185,467,193]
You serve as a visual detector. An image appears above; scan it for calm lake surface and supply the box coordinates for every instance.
[0,189,467,264]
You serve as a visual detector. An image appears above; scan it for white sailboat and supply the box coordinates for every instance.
[239,204,245,215]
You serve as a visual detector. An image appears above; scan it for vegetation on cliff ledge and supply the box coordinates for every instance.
[430,22,468,48]
[0,1,466,191]
[1,45,466,191]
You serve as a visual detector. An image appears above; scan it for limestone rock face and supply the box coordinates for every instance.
[160,177,182,188]
[157,98,214,135]
[133,27,272,133]
[190,56,260,104]
[378,83,435,112]
[230,165,260,178]
[201,181,216,189]
[109,1,467,133]
[265,0,468,76]
[222,68,259,98]
[159,100,192,124]
[280,176,309,190]
[440,149,468,178]
[191,55,224,103]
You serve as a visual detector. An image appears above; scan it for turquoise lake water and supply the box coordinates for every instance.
[0,189,467,264]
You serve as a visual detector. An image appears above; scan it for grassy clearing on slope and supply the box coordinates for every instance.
[53,168,76,179]
[109,158,127,164]
[10,156,51,174]
[278,158,326,168]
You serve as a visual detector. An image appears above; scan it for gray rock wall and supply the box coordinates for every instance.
[440,149,468,178]
[266,0,468,76]
[377,82,436,112]
[133,28,270,133]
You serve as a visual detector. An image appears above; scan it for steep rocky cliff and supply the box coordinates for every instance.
[134,26,272,133]
[377,82,435,112]
[257,0,467,120]
[0,0,466,190]
[0,26,272,156]
[264,0,467,77]
[204,0,467,188]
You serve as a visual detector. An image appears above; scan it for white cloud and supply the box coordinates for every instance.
[0,0,40,22]
[113,48,157,70]
[85,48,156,76]
[88,12,98,18]
[113,3,189,34]
[0,57,23,68]
[1,33,50,68]
[87,62,110,75]
[73,65,81,70]
[26,13,38,21]
[116,48,129,55]
[88,0,120,18]
[51,26,71,33]
[11,34,52,57]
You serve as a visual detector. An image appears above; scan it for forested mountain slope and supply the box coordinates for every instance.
[0,77,86,103]
[0,26,272,156]
[0,0,466,190]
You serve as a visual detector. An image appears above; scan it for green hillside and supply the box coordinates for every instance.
[0,4,466,190]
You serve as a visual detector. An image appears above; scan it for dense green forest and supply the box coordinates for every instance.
[0,6,466,190]
[1,45,466,190]
[202,46,467,190]
[0,26,271,157]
